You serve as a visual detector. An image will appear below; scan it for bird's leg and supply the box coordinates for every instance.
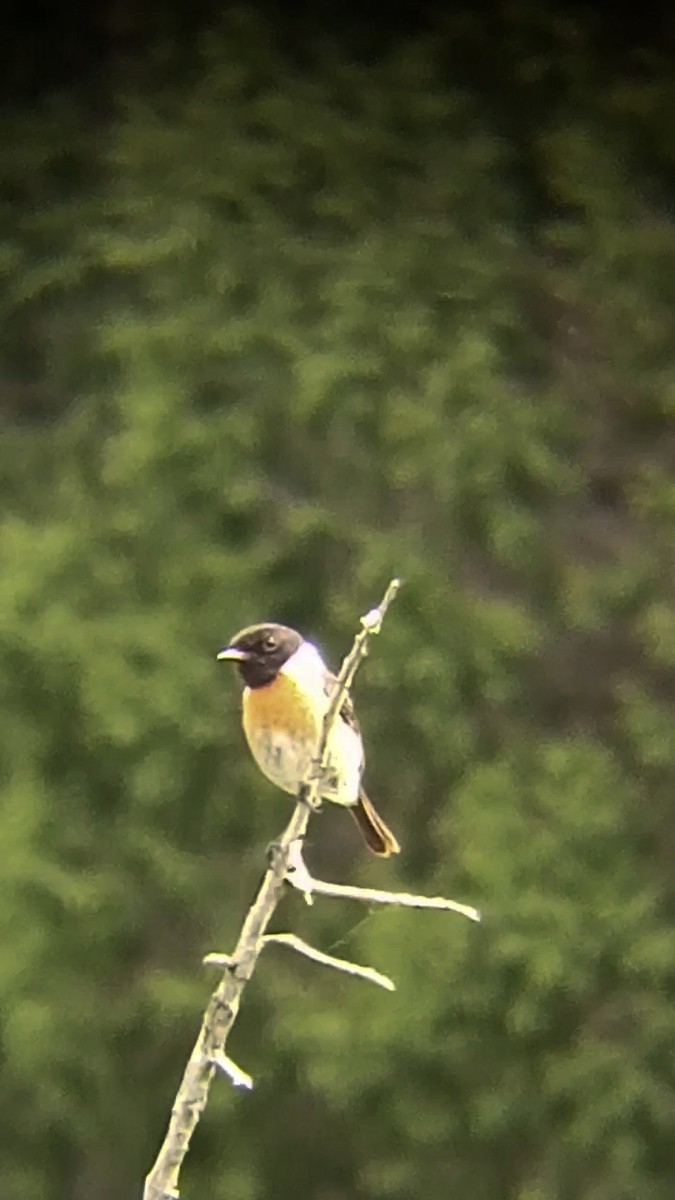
[266,838,287,867]
[299,756,340,810]
[298,778,323,811]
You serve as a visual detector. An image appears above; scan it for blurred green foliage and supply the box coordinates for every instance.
[1,7,674,1199]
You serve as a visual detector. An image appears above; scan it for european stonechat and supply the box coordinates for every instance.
[218,623,400,856]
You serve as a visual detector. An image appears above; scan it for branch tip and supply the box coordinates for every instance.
[263,932,396,991]
[285,849,480,922]
[211,1052,254,1091]
[202,953,235,968]
[360,577,401,633]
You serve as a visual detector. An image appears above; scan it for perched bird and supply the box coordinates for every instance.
[217,623,400,856]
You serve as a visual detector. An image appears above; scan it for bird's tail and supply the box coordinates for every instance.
[351,790,400,856]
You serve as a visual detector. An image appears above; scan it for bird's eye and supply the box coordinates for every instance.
[262,635,277,653]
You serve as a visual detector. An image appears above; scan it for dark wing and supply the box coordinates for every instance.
[323,670,361,736]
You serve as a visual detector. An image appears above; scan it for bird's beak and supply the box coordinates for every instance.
[216,646,250,662]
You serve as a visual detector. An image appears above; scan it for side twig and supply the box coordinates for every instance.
[263,933,395,991]
[143,579,402,1200]
[284,838,481,922]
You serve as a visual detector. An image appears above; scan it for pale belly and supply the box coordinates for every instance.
[242,677,362,806]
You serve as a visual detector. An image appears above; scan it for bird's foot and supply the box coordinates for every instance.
[266,838,287,867]
[298,781,323,811]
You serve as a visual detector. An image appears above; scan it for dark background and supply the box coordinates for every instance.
[1,3,674,1198]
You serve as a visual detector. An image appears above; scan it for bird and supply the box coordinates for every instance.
[217,623,400,856]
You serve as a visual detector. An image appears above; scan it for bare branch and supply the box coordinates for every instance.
[202,952,235,968]
[211,1052,254,1091]
[262,932,396,991]
[285,853,481,922]
[144,578,481,1199]
[143,580,401,1200]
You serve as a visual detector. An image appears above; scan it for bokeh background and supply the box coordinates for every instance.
[2,3,674,1198]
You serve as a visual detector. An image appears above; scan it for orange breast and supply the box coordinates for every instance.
[242,673,320,745]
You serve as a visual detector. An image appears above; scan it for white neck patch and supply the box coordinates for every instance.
[280,640,327,692]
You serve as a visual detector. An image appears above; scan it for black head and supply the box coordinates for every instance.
[217,623,303,688]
